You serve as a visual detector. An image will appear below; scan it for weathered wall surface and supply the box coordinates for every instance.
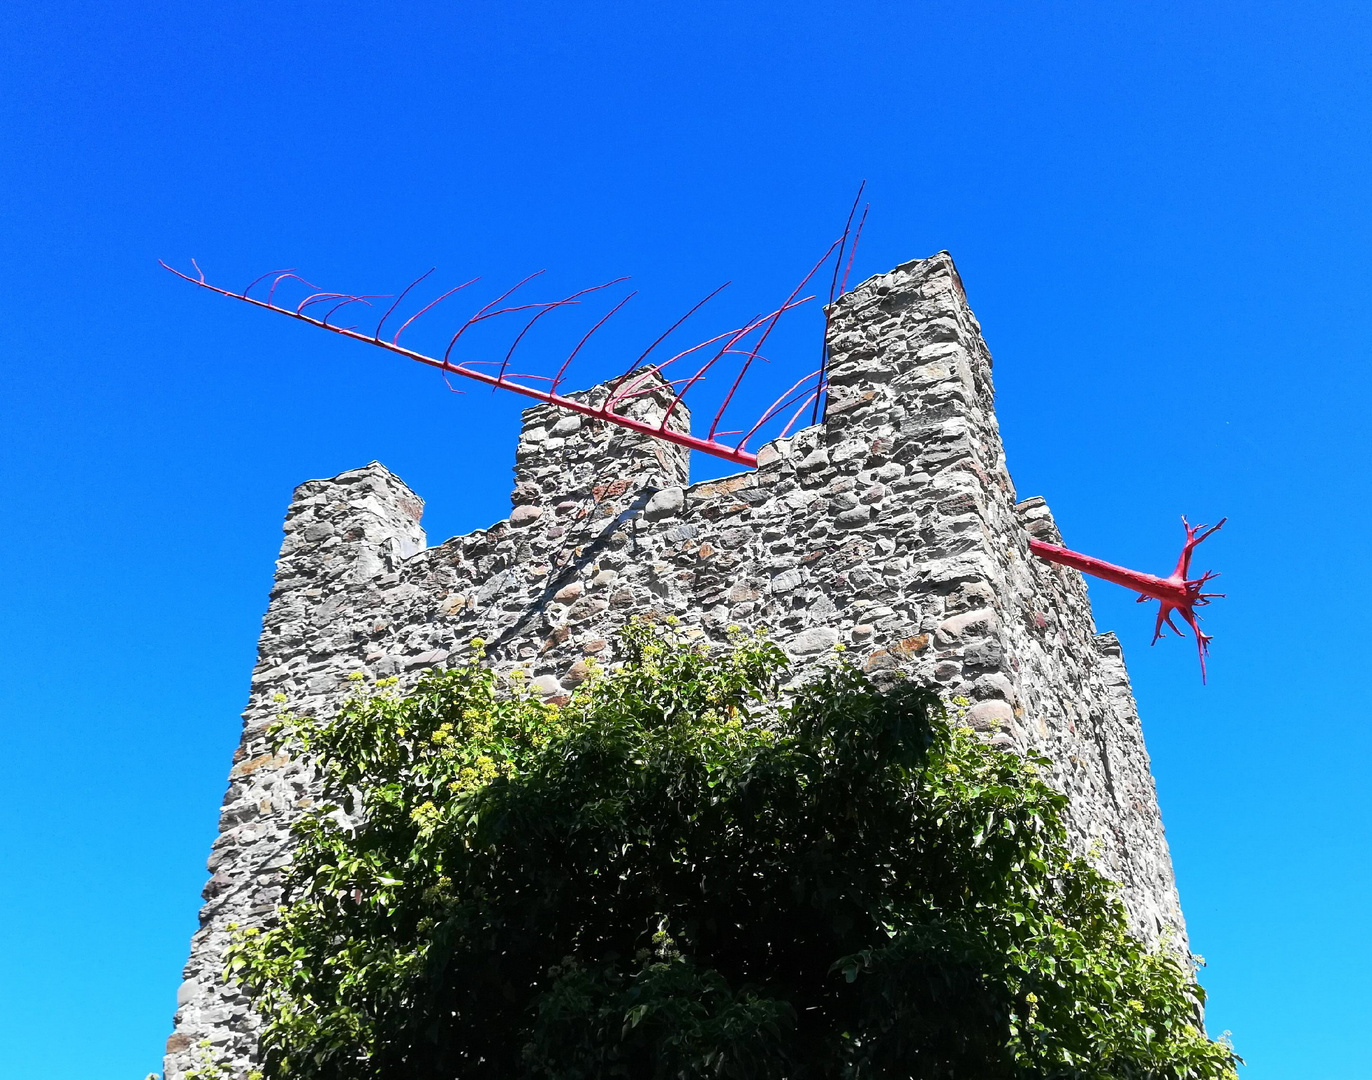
[165,252,1187,1079]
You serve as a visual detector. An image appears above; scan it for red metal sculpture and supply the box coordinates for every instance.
[1029,518,1226,681]
[164,200,1226,679]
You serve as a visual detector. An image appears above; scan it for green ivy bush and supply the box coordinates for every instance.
[226,622,1238,1079]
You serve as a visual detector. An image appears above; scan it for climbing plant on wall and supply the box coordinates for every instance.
[226,623,1238,1079]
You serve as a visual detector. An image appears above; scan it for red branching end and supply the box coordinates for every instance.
[1154,516,1227,682]
[1029,516,1227,682]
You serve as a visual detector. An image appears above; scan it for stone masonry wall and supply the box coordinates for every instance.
[165,252,1187,1079]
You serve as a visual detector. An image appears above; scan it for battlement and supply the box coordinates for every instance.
[165,252,1186,1078]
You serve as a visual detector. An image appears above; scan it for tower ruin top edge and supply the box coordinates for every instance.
[163,249,1187,1080]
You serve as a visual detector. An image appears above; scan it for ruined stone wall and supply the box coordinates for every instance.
[164,252,1187,1079]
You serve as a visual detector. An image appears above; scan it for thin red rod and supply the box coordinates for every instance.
[243,269,297,297]
[495,278,628,385]
[600,283,731,404]
[295,292,350,315]
[442,271,546,362]
[838,204,869,296]
[656,322,760,428]
[811,188,865,427]
[829,182,866,306]
[709,240,838,439]
[552,293,636,392]
[322,294,383,328]
[391,277,480,346]
[373,268,435,340]
[268,272,319,308]
[810,194,870,427]
[738,369,825,450]
[641,302,807,424]
[603,322,754,416]
[779,389,821,439]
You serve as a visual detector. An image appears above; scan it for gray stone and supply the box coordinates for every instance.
[787,627,840,655]
[965,699,1014,732]
[935,608,1001,645]
[560,660,593,688]
[530,674,562,698]
[552,582,583,604]
[644,487,684,520]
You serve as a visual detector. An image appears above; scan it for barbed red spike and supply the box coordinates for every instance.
[159,194,865,472]
[159,259,788,467]
[1029,517,1227,681]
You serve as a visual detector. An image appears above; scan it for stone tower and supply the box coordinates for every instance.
[164,253,1187,1079]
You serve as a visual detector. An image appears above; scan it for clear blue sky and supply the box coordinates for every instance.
[2,3,1368,1076]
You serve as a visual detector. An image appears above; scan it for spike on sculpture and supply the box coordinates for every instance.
[1029,518,1226,681]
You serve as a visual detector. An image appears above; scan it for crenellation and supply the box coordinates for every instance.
[165,251,1189,1079]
